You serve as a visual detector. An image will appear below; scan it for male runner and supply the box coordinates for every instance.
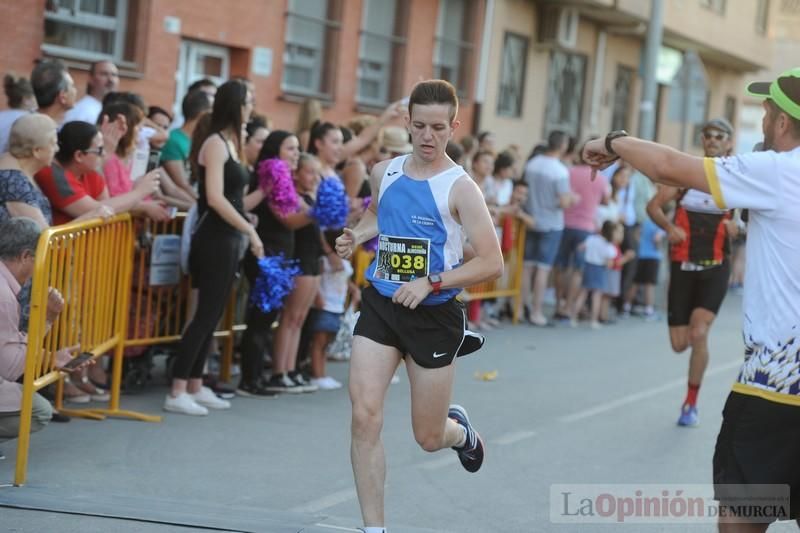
[336,79,503,533]
[646,117,736,427]
[582,67,800,532]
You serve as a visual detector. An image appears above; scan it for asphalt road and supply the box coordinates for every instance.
[1,293,798,533]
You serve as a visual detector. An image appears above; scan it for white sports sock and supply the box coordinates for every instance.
[454,424,467,448]
[361,528,386,533]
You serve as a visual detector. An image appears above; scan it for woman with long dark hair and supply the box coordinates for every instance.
[237,130,301,395]
[165,79,263,415]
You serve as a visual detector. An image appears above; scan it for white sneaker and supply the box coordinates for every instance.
[164,393,209,416]
[191,386,231,409]
[311,376,343,390]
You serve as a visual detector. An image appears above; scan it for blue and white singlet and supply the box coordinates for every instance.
[366,154,465,305]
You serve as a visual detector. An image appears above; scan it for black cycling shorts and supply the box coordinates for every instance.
[667,261,729,326]
[353,285,484,369]
[713,391,800,521]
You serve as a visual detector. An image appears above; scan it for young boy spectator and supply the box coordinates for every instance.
[628,217,667,320]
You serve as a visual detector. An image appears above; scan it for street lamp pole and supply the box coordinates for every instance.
[638,0,665,141]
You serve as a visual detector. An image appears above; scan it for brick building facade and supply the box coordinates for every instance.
[0,0,486,133]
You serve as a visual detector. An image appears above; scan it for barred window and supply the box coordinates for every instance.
[282,0,342,98]
[497,33,528,117]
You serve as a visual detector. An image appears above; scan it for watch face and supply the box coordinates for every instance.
[430,274,442,283]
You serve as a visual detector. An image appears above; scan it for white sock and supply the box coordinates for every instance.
[645,305,654,314]
[361,528,386,533]
[454,424,467,448]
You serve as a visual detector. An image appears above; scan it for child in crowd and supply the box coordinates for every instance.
[602,222,636,323]
[571,221,617,329]
[628,217,666,319]
[308,234,361,390]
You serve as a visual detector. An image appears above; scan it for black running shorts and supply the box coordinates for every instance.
[713,391,800,521]
[354,285,484,369]
[633,258,660,285]
[667,261,729,326]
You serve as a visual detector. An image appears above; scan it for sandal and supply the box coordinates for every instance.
[74,376,110,402]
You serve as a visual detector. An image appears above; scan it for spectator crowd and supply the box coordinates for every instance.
[0,59,746,454]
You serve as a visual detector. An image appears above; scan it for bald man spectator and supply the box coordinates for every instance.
[30,59,76,126]
[64,60,119,125]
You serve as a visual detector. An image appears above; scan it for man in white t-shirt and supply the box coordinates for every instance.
[64,60,119,125]
[582,68,800,532]
[522,131,578,326]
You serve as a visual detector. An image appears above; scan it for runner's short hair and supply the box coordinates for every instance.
[409,80,458,121]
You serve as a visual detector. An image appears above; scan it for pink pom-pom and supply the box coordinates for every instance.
[257,158,299,217]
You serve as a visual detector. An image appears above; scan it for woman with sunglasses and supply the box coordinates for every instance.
[35,120,160,226]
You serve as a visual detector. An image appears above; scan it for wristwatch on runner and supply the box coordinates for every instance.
[428,273,443,295]
[605,129,629,157]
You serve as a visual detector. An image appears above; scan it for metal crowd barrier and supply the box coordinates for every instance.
[14,214,159,486]
[460,215,527,324]
[124,214,241,383]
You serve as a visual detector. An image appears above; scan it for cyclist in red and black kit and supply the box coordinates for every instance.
[646,118,739,427]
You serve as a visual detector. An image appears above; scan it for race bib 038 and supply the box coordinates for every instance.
[374,234,430,283]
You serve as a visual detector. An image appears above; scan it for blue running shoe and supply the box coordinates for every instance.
[449,404,484,473]
[677,404,699,427]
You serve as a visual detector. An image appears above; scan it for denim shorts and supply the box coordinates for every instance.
[312,309,343,333]
[554,228,591,269]
[524,230,564,268]
[582,263,607,291]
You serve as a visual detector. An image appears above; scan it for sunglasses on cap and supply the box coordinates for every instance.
[747,67,800,119]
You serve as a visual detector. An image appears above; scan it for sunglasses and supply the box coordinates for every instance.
[702,132,728,141]
[82,146,104,156]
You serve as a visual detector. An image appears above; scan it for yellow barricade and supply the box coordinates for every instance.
[353,247,375,288]
[125,215,241,383]
[15,214,160,486]
[461,216,527,324]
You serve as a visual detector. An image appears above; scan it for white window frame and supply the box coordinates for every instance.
[174,40,230,119]
[282,3,341,99]
[497,32,528,118]
[356,0,405,107]
[433,0,475,98]
[42,0,131,66]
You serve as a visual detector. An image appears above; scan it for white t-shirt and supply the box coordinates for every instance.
[63,95,102,125]
[481,176,513,207]
[705,149,800,405]
[583,234,616,266]
[319,256,354,314]
[0,109,27,153]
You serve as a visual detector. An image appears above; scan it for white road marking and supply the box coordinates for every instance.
[558,359,742,424]
[313,524,361,532]
[492,430,537,445]
[289,487,357,513]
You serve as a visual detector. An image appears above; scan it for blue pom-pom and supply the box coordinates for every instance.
[310,177,349,229]
[250,254,302,313]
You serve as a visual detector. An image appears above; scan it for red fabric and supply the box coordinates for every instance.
[501,216,514,254]
[670,207,691,262]
[35,164,107,225]
[468,300,481,322]
[684,383,701,407]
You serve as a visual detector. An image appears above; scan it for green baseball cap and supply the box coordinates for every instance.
[746,67,800,120]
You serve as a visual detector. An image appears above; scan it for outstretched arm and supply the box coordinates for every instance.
[583,136,709,192]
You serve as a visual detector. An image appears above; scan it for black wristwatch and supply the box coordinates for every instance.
[605,130,629,156]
